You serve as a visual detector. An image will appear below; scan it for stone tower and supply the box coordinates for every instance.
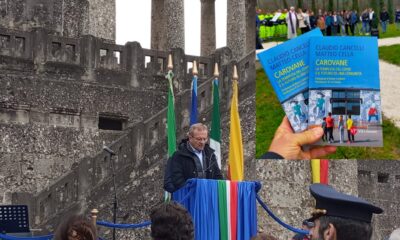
[151,0,185,51]
[0,0,115,41]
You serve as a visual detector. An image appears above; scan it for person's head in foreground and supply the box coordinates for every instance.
[309,184,383,240]
[150,201,194,240]
[54,215,97,240]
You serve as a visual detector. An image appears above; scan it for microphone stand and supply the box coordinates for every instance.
[104,147,117,240]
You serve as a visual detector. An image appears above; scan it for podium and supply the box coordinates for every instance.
[173,179,260,240]
[0,205,29,233]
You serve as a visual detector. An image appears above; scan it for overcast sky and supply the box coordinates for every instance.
[116,0,227,56]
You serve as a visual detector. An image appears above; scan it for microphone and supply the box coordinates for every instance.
[103,146,116,155]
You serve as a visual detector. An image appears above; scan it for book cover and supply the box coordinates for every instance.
[308,37,383,147]
[257,29,323,132]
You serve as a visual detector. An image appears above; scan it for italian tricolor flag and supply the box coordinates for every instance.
[173,179,257,240]
[311,159,329,184]
[218,180,238,240]
[217,180,256,240]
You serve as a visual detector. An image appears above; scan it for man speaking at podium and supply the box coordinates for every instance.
[164,123,223,193]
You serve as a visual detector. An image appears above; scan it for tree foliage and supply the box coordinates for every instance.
[298,0,303,9]
[312,0,317,13]
[352,0,360,12]
[371,0,378,11]
[329,0,334,11]
[388,0,394,23]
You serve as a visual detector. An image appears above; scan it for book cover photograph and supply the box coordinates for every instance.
[308,37,383,147]
[257,29,323,132]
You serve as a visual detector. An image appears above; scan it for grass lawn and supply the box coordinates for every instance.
[379,44,400,66]
[375,23,400,38]
[255,68,400,159]
[262,23,400,42]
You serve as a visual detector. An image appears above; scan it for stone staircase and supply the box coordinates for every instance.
[12,50,256,238]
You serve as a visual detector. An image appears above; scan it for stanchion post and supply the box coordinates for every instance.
[91,209,99,228]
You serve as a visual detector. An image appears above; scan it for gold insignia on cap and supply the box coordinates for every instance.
[311,208,327,218]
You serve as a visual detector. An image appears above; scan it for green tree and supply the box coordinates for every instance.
[388,0,394,23]
[371,0,378,11]
[352,0,359,12]
[312,0,317,13]
[283,0,289,9]
[378,0,385,18]
[298,0,303,9]
[329,0,334,11]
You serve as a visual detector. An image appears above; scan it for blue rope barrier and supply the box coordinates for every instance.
[0,233,53,240]
[96,220,151,229]
[96,186,194,230]
[256,194,310,235]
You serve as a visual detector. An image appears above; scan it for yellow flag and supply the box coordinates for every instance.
[311,159,321,183]
[228,79,244,180]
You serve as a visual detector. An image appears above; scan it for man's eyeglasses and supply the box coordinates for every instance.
[191,137,208,142]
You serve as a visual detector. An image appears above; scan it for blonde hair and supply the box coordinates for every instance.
[187,123,208,137]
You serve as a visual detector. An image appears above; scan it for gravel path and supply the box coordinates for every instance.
[257,37,400,127]
[376,37,400,127]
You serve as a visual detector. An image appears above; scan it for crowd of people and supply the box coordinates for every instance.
[256,5,400,45]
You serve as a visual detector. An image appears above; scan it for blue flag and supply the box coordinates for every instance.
[190,75,198,126]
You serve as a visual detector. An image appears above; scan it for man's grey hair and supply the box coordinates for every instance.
[389,228,400,240]
[187,123,208,137]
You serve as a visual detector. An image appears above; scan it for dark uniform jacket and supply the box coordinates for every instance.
[163,139,223,193]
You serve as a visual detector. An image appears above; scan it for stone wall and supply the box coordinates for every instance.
[4,32,255,229]
[0,0,114,40]
[0,26,242,208]
[0,123,122,202]
[358,160,400,240]
[85,0,115,41]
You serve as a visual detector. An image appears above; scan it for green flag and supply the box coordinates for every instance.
[210,78,221,169]
[166,70,176,157]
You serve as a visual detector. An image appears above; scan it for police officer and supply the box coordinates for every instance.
[308,184,383,240]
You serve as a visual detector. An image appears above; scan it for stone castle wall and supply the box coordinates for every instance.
[358,160,400,240]
[0,0,115,40]
[0,19,256,227]
[0,24,255,206]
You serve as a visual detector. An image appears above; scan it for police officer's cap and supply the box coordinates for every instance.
[309,183,383,223]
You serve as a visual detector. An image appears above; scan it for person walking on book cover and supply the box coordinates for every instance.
[338,115,345,144]
[368,103,379,122]
[291,101,305,124]
[326,112,334,143]
[347,115,355,143]
[321,117,328,142]
[315,92,325,118]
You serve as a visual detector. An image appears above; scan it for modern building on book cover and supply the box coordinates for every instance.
[308,37,383,147]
